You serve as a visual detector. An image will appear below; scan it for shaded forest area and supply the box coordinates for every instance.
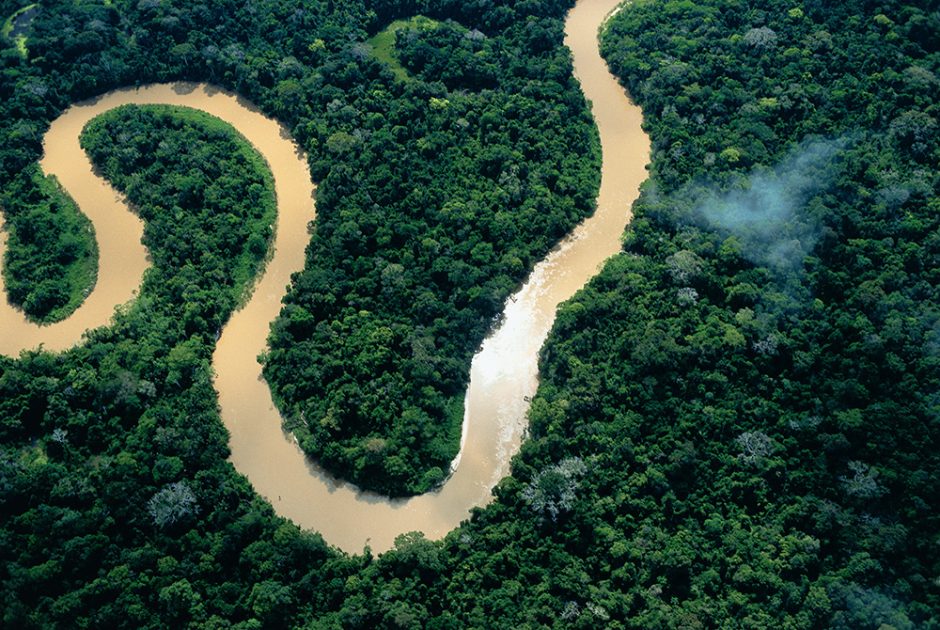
[0,0,938,628]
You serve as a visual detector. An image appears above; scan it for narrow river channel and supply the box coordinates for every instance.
[0,0,649,553]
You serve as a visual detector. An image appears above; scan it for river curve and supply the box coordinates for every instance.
[0,0,649,554]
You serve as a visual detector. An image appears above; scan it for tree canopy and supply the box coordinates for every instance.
[0,0,937,627]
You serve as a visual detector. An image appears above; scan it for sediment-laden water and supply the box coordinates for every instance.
[0,0,649,554]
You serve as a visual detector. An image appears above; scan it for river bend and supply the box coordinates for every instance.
[0,0,649,553]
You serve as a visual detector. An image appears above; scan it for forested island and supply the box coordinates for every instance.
[1,0,938,627]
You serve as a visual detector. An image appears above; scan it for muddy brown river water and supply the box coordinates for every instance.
[0,0,649,553]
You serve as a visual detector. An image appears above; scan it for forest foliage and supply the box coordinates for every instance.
[1,165,98,322]
[260,2,599,495]
[0,0,938,627]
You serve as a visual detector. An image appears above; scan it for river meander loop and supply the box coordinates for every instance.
[0,0,649,553]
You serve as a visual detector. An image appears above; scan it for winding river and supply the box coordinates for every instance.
[0,0,649,553]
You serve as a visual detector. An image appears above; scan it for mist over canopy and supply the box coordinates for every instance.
[697,139,845,274]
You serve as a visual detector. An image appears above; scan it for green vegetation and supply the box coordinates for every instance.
[262,10,598,495]
[0,0,937,627]
[1,167,98,323]
[365,14,499,89]
[1,0,601,499]
[1,103,299,629]
[80,104,278,323]
[525,0,937,624]
[1,3,36,57]
[366,15,440,81]
[392,15,501,90]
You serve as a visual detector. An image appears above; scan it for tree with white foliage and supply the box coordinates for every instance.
[523,457,587,522]
[736,431,775,467]
[148,481,199,528]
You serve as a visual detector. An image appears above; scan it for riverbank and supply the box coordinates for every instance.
[0,0,649,554]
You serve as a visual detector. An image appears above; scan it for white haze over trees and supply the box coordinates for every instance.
[696,139,846,274]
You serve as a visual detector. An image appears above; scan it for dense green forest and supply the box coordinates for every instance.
[260,4,599,495]
[81,104,278,323]
[1,0,938,628]
[1,165,98,322]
